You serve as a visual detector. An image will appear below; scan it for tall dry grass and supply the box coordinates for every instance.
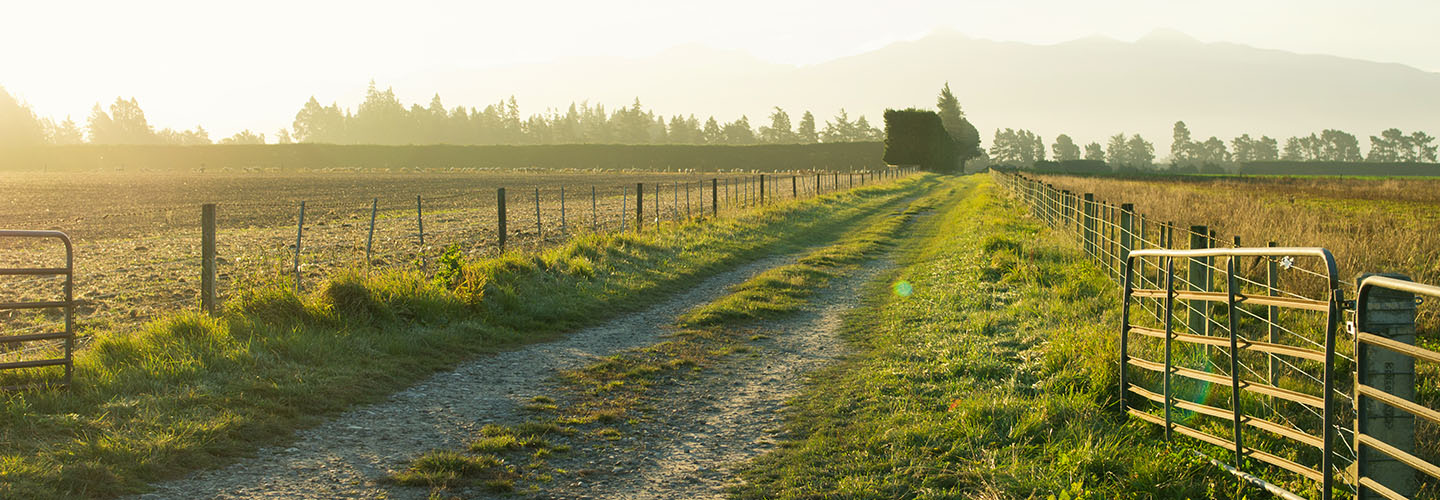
[1030,174,1440,295]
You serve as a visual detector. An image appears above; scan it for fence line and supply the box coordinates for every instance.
[994,169,1437,500]
[0,168,917,381]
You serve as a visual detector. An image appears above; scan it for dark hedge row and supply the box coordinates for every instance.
[1236,160,1440,177]
[0,142,886,172]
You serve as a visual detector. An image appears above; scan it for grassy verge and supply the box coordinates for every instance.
[734,174,1256,499]
[0,174,939,499]
[387,175,945,497]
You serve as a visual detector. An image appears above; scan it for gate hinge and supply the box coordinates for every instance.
[1339,299,1356,310]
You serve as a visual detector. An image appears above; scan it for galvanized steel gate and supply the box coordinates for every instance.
[997,170,1440,500]
[0,230,76,390]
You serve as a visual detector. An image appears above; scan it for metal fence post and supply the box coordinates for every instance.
[1188,225,1209,337]
[1356,273,1419,500]
[417,195,426,270]
[560,186,567,235]
[366,198,377,268]
[534,188,542,241]
[591,186,597,232]
[201,203,216,315]
[293,201,305,294]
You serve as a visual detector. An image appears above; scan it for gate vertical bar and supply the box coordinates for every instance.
[1163,257,1175,441]
[1226,255,1244,467]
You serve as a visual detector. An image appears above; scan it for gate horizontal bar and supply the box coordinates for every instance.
[0,331,71,344]
[1128,325,1326,362]
[1128,289,1329,312]
[1357,331,1440,364]
[1356,383,1440,425]
[0,358,69,371]
[1357,434,1440,480]
[1128,385,1322,448]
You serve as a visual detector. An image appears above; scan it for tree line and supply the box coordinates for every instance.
[986,120,1437,172]
[0,83,882,147]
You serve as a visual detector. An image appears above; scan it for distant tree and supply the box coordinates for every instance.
[721,116,755,144]
[702,116,722,144]
[797,111,819,144]
[1318,129,1362,162]
[759,107,796,143]
[1367,128,1407,162]
[854,115,883,141]
[220,129,265,145]
[1197,136,1229,165]
[1105,133,1128,167]
[0,85,46,146]
[821,109,855,143]
[43,116,85,145]
[292,96,347,143]
[936,82,982,165]
[1125,134,1155,169]
[1083,142,1105,161]
[1282,136,1306,160]
[1254,136,1279,161]
[156,126,212,145]
[1171,121,1195,164]
[1413,131,1438,162]
[276,128,293,144]
[1230,134,1256,162]
[1051,134,1081,161]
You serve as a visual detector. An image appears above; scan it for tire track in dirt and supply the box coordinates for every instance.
[527,242,902,499]
[129,253,799,500]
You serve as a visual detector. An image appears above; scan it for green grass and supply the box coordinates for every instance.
[734,174,1258,499]
[0,174,937,499]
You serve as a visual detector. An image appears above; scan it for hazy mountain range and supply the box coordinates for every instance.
[386,28,1440,156]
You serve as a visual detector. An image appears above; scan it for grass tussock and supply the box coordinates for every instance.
[0,175,933,499]
[735,175,1263,499]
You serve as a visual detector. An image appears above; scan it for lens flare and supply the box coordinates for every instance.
[893,280,913,297]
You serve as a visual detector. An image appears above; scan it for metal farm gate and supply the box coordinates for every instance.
[0,230,76,390]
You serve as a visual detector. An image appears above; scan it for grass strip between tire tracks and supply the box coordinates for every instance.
[389,175,948,497]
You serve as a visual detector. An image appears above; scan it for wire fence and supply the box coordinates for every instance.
[0,168,914,370]
[995,169,1440,500]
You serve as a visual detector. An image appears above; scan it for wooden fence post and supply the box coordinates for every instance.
[534,188,542,241]
[636,182,644,231]
[759,174,766,205]
[560,186,567,235]
[791,175,798,199]
[591,186,597,232]
[497,188,507,250]
[1188,225,1209,336]
[1082,194,1095,258]
[1356,273,1420,499]
[201,203,216,315]
[1120,203,1133,266]
[711,179,718,217]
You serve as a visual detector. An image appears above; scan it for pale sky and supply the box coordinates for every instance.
[3,0,1437,139]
